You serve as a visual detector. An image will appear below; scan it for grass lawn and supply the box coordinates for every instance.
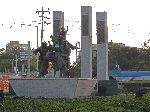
[0,94,150,112]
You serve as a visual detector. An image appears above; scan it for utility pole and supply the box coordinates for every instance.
[36,7,50,44]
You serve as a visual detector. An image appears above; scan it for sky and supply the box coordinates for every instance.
[1,0,150,62]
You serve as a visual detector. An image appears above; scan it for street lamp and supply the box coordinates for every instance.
[15,54,18,73]
[11,59,14,73]
[35,26,39,75]
[35,26,38,48]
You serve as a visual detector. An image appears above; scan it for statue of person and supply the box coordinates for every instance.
[58,27,68,46]
[33,41,53,77]
[50,35,58,46]
[59,40,77,77]
[45,27,77,78]
[60,27,67,39]
[62,41,71,75]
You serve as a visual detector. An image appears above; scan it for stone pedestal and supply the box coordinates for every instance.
[9,78,97,98]
[97,80,118,96]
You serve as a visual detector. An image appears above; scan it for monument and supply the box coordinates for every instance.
[8,7,98,98]
[96,12,109,80]
[33,28,75,78]
[53,11,64,40]
[96,12,118,96]
[81,6,92,78]
[33,11,76,78]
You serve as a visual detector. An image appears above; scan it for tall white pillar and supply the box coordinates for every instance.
[53,11,64,40]
[96,12,109,80]
[53,11,64,77]
[81,6,92,78]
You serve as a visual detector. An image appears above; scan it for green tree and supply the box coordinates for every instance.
[69,62,81,78]
[0,48,5,55]
[30,54,37,71]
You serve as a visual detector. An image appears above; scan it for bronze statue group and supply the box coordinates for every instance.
[33,27,76,78]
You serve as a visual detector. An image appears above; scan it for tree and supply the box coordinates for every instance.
[0,48,5,55]
[30,54,37,71]
[69,62,81,78]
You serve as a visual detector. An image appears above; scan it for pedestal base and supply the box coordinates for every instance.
[9,78,97,98]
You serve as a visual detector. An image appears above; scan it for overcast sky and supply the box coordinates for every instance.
[1,0,150,62]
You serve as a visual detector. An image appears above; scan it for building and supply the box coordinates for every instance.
[5,41,32,73]
[76,40,127,62]
[6,41,31,60]
[109,40,125,48]
[6,41,20,58]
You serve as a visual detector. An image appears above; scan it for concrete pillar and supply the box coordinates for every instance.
[96,12,109,80]
[53,11,64,41]
[53,11,64,77]
[81,6,92,78]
